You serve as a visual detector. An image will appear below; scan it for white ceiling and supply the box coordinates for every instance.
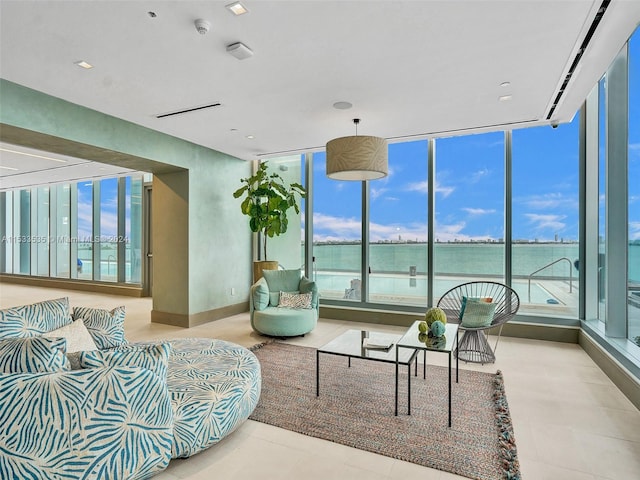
[0,142,137,191]
[1,0,640,168]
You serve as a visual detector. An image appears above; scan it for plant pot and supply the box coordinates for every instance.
[253,261,279,282]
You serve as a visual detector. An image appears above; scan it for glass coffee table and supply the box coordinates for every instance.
[316,329,419,396]
[395,321,459,427]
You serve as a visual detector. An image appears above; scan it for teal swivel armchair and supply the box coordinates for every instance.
[250,269,318,337]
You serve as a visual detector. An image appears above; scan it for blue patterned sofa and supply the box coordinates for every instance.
[0,297,261,477]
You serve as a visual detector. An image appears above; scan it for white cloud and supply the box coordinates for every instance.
[630,221,640,240]
[406,180,454,198]
[371,187,388,200]
[524,213,567,232]
[470,168,490,184]
[462,207,496,216]
[520,192,577,210]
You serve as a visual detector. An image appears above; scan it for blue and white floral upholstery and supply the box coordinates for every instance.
[1,298,263,472]
[0,337,70,373]
[72,305,127,349]
[161,338,262,458]
[0,297,71,339]
[80,342,172,382]
[0,366,173,479]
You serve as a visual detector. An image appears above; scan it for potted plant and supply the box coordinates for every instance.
[233,161,306,281]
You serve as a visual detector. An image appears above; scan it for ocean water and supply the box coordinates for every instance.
[311,242,640,282]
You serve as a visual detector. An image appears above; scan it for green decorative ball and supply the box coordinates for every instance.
[418,321,428,333]
[424,307,447,327]
[430,320,446,337]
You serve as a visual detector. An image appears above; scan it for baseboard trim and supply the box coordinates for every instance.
[152,301,249,328]
[319,305,579,343]
[579,331,640,410]
[0,274,144,297]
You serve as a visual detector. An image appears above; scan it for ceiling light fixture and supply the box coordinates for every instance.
[0,147,67,163]
[74,60,93,69]
[499,95,513,102]
[326,118,388,181]
[226,42,253,60]
[0,165,19,171]
[226,2,249,15]
[500,81,511,87]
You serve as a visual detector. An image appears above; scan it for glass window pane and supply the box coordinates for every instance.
[598,77,607,320]
[126,176,143,283]
[100,178,118,282]
[55,184,71,278]
[629,27,640,342]
[1,192,13,273]
[312,151,362,301]
[77,181,93,279]
[16,190,30,274]
[434,132,505,301]
[369,140,428,306]
[35,186,49,276]
[513,118,580,318]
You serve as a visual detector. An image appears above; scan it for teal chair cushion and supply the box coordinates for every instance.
[299,276,319,309]
[252,278,270,310]
[262,269,302,306]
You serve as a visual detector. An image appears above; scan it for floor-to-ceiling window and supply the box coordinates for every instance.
[312,151,362,302]
[368,140,428,306]
[77,181,93,280]
[0,173,145,286]
[512,119,580,317]
[598,77,607,321]
[629,27,640,342]
[54,183,71,278]
[433,132,505,300]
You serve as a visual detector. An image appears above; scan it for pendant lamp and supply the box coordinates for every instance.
[326,118,388,181]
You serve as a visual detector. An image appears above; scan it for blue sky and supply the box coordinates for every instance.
[311,28,639,244]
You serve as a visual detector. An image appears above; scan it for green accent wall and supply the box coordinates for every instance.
[0,79,252,325]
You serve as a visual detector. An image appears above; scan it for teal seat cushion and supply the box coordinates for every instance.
[252,306,317,337]
[262,269,301,306]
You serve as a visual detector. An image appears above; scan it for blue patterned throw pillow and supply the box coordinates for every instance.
[72,306,127,350]
[79,343,171,383]
[0,337,70,373]
[0,297,71,339]
[461,299,497,328]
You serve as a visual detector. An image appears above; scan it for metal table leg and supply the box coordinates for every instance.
[316,349,320,396]
[448,351,452,427]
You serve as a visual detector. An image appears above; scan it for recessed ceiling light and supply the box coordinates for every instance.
[500,82,511,87]
[147,11,157,18]
[0,147,67,163]
[499,95,513,102]
[74,60,93,69]
[246,135,255,139]
[333,101,353,110]
[226,2,249,15]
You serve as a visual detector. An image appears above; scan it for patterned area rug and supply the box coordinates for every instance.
[249,342,520,480]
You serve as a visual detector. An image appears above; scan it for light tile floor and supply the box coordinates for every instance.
[1,284,639,480]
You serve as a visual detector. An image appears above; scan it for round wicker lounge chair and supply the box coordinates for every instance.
[437,281,520,364]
